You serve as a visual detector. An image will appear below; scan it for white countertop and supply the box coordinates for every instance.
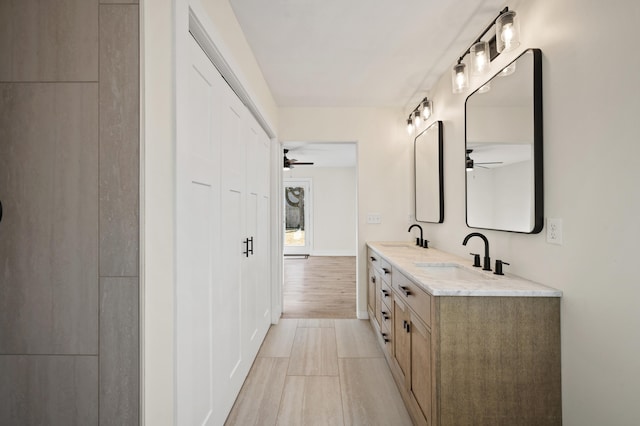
[367,241,562,297]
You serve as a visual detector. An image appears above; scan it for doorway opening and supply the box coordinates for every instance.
[281,142,358,319]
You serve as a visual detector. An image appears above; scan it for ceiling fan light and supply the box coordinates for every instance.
[496,10,520,53]
[452,62,469,94]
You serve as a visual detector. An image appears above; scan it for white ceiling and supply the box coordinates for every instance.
[229,0,507,109]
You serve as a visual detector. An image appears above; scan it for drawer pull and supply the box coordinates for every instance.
[381,289,389,298]
[381,332,389,343]
[382,267,390,275]
[370,256,377,262]
[382,311,390,321]
[372,276,376,283]
[399,285,411,297]
[403,320,410,333]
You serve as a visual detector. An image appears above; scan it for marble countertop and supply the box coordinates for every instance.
[367,241,562,297]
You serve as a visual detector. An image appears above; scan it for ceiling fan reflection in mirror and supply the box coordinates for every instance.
[465,149,503,171]
[283,148,314,170]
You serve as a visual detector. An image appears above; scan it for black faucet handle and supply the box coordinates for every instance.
[422,239,429,248]
[469,253,481,267]
[494,260,510,275]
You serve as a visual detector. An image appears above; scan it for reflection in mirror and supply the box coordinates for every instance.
[465,48,542,233]
[415,120,444,223]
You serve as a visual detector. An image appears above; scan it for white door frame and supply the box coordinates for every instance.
[283,178,313,255]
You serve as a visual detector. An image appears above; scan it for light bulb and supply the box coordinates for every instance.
[407,117,414,134]
[413,111,421,128]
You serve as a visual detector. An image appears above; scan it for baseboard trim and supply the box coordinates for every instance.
[357,310,369,320]
[311,250,357,257]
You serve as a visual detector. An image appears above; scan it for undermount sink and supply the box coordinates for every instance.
[380,243,411,248]
[413,262,494,280]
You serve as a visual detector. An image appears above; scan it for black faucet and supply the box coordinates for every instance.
[408,224,427,247]
[462,232,491,271]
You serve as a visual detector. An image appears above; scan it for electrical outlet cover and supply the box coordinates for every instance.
[546,218,563,245]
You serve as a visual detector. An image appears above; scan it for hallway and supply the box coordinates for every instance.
[282,256,356,319]
[225,319,412,425]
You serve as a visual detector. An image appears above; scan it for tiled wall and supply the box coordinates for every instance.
[0,1,139,424]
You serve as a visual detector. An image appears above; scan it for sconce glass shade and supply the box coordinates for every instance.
[496,10,520,53]
[413,110,421,128]
[499,62,516,77]
[421,99,432,120]
[407,117,414,134]
[478,81,491,93]
[452,62,469,94]
[451,62,469,93]
[470,41,490,75]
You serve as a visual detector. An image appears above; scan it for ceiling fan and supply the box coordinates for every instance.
[283,148,314,169]
[466,149,503,171]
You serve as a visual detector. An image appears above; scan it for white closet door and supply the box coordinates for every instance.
[216,74,248,419]
[176,36,221,426]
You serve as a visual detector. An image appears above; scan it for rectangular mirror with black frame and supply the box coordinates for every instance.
[465,48,543,233]
[415,120,444,223]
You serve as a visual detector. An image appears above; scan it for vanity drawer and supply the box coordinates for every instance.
[380,295,393,328]
[379,257,393,278]
[392,269,431,327]
[368,248,382,266]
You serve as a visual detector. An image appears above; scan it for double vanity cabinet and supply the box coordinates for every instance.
[367,242,562,426]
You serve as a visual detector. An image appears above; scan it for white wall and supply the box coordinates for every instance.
[409,0,640,424]
[279,109,410,317]
[286,167,357,256]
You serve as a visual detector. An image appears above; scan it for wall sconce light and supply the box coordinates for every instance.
[450,7,520,94]
[496,10,520,53]
[421,98,432,120]
[470,41,490,75]
[452,62,469,93]
[405,97,433,135]
[413,110,422,128]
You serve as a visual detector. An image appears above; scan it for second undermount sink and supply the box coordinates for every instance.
[413,262,494,280]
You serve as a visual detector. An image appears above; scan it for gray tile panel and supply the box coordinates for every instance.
[0,0,98,81]
[99,4,140,277]
[99,278,139,426]
[0,355,99,425]
[0,83,99,355]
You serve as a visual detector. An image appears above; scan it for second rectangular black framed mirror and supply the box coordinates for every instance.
[415,120,444,223]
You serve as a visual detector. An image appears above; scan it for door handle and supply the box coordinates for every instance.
[249,237,254,255]
[243,238,250,257]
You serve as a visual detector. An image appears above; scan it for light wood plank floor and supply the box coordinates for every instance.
[283,256,356,319]
[225,319,413,426]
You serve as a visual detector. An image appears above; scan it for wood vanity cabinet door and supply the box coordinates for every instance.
[410,315,432,424]
[374,271,382,327]
[367,266,376,316]
[393,297,411,386]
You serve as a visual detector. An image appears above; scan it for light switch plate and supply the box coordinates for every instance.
[367,213,382,224]
[546,218,563,245]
